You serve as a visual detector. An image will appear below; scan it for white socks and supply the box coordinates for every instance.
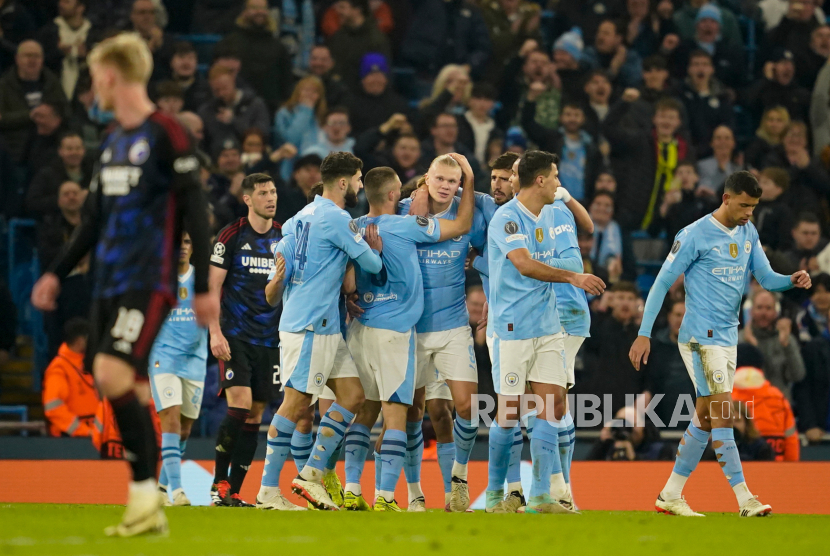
[345,482,361,496]
[451,461,468,481]
[408,482,424,502]
[662,471,689,500]
[733,481,754,506]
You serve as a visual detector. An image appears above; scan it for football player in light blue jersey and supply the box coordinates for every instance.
[257,152,384,511]
[149,233,208,507]
[397,154,486,512]
[630,171,811,518]
[485,151,605,514]
[341,163,475,512]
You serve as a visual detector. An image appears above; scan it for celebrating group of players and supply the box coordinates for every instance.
[31,32,813,537]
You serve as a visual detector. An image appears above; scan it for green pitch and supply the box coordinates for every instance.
[1,504,827,555]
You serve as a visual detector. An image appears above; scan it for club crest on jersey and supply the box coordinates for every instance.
[504,221,518,234]
[744,241,751,254]
[549,227,555,239]
[729,243,738,258]
[225,368,234,380]
[314,373,324,386]
[452,236,463,242]
[535,228,544,242]
[163,387,175,399]
[101,148,112,163]
[270,240,279,256]
[178,287,188,300]
[712,370,726,384]
[128,139,150,165]
[363,292,374,303]
[505,373,520,387]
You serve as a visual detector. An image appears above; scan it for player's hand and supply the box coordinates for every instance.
[408,186,430,216]
[448,153,474,184]
[210,328,232,361]
[31,272,60,311]
[193,292,220,328]
[791,270,812,289]
[554,187,572,203]
[272,253,286,284]
[629,336,651,371]
[571,273,606,296]
[477,301,488,332]
[364,223,383,253]
[346,292,364,318]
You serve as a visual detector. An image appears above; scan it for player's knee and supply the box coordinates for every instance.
[339,389,365,414]
[94,367,133,399]
[454,397,472,420]
[551,397,566,421]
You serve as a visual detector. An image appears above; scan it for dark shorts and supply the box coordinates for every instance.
[87,291,174,378]
[218,337,281,402]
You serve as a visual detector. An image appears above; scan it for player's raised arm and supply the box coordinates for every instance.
[435,153,475,241]
[556,188,594,234]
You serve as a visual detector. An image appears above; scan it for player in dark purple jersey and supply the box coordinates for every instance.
[207,172,288,507]
[32,33,217,537]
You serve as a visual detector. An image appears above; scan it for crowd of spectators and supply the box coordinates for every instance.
[1,0,830,455]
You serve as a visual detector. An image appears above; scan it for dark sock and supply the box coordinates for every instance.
[110,390,156,482]
[229,423,259,494]
[214,407,249,483]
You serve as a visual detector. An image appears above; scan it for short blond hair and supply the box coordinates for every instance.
[88,33,153,84]
[429,154,460,172]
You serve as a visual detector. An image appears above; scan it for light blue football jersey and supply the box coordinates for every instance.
[487,197,562,340]
[551,200,590,338]
[398,196,487,333]
[278,195,374,335]
[647,215,784,346]
[149,265,208,380]
[352,214,441,333]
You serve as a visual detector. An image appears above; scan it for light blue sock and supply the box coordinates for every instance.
[525,413,537,437]
[180,439,188,459]
[452,416,476,466]
[712,427,745,487]
[159,458,168,489]
[436,442,455,494]
[161,432,182,492]
[291,430,313,473]
[304,403,354,473]
[344,424,371,485]
[404,420,424,484]
[373,450,382,492]
[378,429,407,497]
[674,424,710,477]
[261,415,295,487]
[558,417,571,484]
[505,425,523,485]
[529,418,560,499]
[486,425,513,493]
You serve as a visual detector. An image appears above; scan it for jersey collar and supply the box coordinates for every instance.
[516,198,542,223]
[708,214,738,237]
[179,265,194,282]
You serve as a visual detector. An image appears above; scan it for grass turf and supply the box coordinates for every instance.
[1,504,827,555]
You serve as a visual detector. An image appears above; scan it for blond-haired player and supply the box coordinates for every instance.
[32,33,217,537]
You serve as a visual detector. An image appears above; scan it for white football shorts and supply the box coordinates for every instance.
[151,373,204,419]
[678,340,736,397]
[280,330,358,396]
[487,332,568,395]
[416,325,478,401]
[347,319,416,404]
